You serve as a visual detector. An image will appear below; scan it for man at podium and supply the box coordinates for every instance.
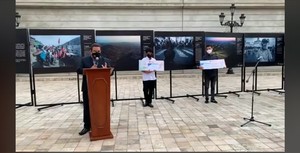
[77,43,112,135]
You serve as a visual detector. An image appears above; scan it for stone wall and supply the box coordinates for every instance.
[16,0,284,33]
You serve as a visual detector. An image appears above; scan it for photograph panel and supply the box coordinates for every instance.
[244,37,276,63]
[30,35,82,69]
[205,37,238,68]
[96,35,142,71]
[155,36,194,70]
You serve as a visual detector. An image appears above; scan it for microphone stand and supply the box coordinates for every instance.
[241,59,271,127]
[94,57,99,67]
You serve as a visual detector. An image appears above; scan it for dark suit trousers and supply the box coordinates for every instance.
[143,80,156,104]
[82,91,91,129]
[204,75,216,100]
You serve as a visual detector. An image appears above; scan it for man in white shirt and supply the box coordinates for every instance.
[141,47,157,108]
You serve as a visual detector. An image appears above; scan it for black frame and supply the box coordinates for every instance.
[243,33,284,67]
[32,70,82,111]
[244,65,285,95]
[16,29,285,108]
[96,30,153,71]
[203,32,245,97]
[96,30,154,106]
[16,28,35,109]
[28,29,95,111]
[204,32,244,68]
[154,31,202,71]
[154,31,206,102]
[29,29,95,74]
[243,33,285,95]
[16,29,31,74]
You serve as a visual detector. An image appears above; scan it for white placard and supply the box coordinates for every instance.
[199,59,227,70]
[139,60,164,71]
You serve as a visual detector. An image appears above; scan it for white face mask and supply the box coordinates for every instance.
[206,49,212,54]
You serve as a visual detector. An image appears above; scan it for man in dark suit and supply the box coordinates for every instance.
[77,43,113,135]
[198,45,218,104]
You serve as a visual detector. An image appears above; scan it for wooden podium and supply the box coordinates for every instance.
[83,68,113,141]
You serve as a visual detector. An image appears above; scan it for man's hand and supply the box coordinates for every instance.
[142,70,152,74]
[91,64,97,69]
[110,67,114,76]
[101,62,108,68]
[197,66,204,70]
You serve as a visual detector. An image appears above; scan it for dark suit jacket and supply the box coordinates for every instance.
[77,55,112,92]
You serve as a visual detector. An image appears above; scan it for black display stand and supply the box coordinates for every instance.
[241,59,271,127]
[16,28,34,109]
[216,67,245,97]
[16,72,35,109]
[156,70,227,103]
[155,70,176,103]
[110,71,146,107]
[199,71,228,99]
[244,65,284,95]
[244,67,261,96]
[155,70,201,103]
[32,71,82,111]
[265,65,285,94]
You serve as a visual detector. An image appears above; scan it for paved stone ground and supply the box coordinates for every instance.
[16,72,284,152]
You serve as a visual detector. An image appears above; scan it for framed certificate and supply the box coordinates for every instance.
[199,59,227,70]
[139,60,164,71]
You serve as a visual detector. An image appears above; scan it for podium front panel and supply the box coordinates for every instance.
[90,78,109,128]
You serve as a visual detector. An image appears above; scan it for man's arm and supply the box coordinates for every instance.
[102,57,115,76]
[142,70,153,74]
[197,55,208,70]
[268,50,273,62]
[197,66,204,70]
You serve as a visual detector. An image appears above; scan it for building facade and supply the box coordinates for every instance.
[16,0,284,33]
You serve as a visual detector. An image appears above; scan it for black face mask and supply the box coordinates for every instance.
[92,52,101,59]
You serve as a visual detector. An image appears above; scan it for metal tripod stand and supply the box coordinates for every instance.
[241,58,271,127]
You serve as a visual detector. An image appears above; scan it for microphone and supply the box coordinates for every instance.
[257,56,263,61]
[94,57,99,66]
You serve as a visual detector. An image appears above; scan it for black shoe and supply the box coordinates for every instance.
[211,99,218,103]
[143,103,148,107]
[148,103,154,108]
[205,100,209,103]
[79,128,90,135]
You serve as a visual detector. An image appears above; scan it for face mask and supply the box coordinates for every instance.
[146,51,153,58]
[92,52,101,58]
[206,49,212,54]
[147,54,152,59]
